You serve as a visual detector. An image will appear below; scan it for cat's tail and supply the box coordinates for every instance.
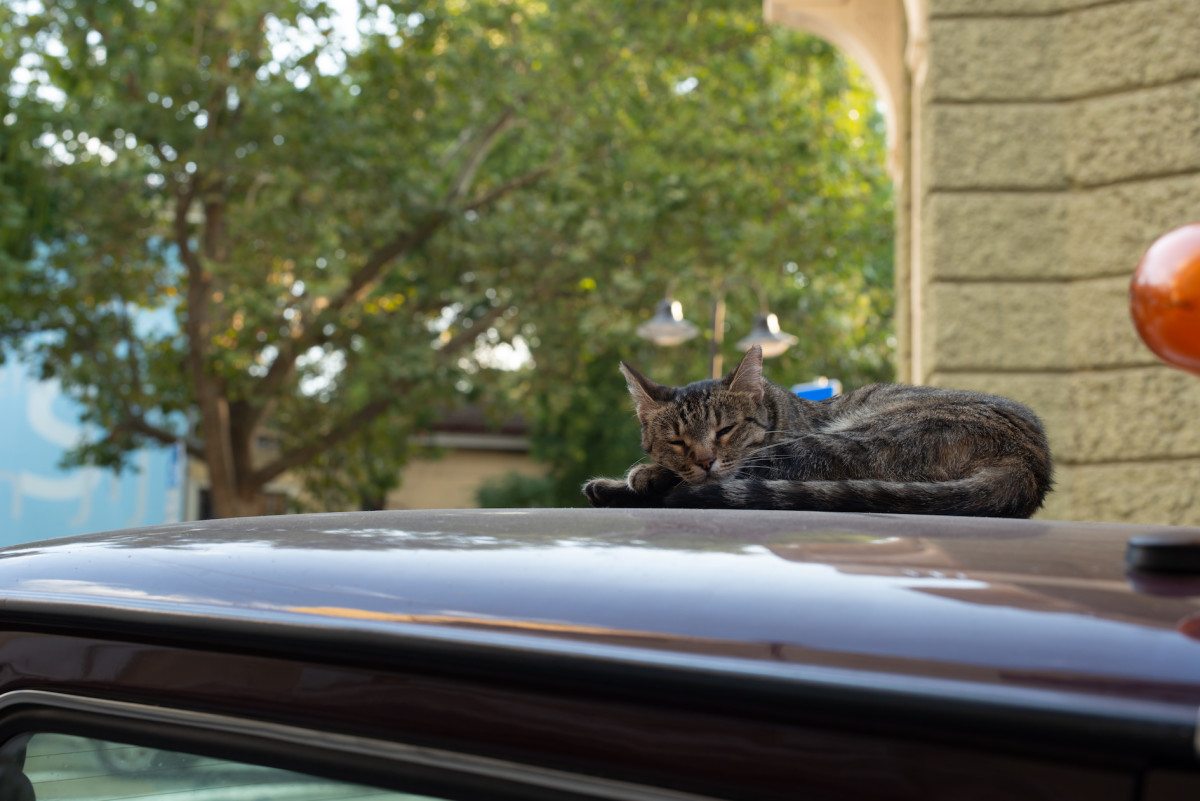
[663,468,1048,519]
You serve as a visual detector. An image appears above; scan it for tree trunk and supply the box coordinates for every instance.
[199,399,270,518]
[207,479,261,518]
[183,191,262,519]
[208,484,260,515]
[199,396,262,518]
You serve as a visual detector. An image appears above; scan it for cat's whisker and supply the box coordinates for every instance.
[738,455,780,465]
[625,457,651,474]
[741,439,802,459]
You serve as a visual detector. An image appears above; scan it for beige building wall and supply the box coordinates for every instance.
[387,449,546,510]
[770,0,1200,525]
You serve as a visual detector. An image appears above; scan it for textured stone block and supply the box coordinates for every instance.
[1067,366,1200,463]
[1132,0,1200,86]
[925,192,1070,280]
[1068,174,1200,278]
[929,17,1056,102]
[1057,0,1200,98]
[925,106,1068,190]
[926,282,1071,372]
[931,2,1200,101]
[1068,277,1162,369]
[1059,461,1200,526]
[925,176,1200,286]
[1069,79,1200,187]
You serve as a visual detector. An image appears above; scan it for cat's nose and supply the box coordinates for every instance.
[696,457,715,471]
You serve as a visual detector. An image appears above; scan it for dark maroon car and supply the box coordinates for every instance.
[0,508,1198,800]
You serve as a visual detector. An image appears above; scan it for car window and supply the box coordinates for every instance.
[19,733,439,801]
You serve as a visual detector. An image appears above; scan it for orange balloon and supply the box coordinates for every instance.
[1130,223,1200,376]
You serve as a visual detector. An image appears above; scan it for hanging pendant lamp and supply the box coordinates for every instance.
[735,312,798,358]
[636,298,699,346]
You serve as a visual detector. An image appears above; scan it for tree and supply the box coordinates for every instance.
[2,0,891,516]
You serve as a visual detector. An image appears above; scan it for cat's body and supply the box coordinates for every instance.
[583,346,1052,518]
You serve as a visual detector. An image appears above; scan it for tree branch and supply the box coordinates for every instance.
[113,416,205,460]
[438,125,476,168]
[248,111,537,438]
[251,304,515,488]
[249,394,399,488]
[444,106,517,204]
[117,305,145,396]
[110,307,203,455]
[250,211,447,422]
[462,162,555,213]
[304,107,520,331]
[173,182,203,279]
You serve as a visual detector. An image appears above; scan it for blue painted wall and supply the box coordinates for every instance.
[0,362,184,545]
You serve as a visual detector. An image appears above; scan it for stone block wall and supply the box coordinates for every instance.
[922,0,1200,524]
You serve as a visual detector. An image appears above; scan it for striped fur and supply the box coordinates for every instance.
[583,346,1053,518]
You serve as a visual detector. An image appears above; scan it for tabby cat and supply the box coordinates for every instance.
[583,346,1052,518]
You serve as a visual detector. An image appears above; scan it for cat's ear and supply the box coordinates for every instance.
[724,346,764,401]
[620,362,672,422]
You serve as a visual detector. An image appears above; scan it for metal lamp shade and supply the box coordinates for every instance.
[736,313,799,358]
[636,299,699,346]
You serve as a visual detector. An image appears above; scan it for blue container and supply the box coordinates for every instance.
[791,378,842,401]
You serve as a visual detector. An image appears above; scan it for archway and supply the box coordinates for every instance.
[764,0,919,383]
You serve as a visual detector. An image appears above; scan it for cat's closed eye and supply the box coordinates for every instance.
[716,425,736,438]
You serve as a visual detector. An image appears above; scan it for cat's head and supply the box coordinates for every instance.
[620,346,768,485]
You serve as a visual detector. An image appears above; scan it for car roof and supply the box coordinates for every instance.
[2,509,1200,725]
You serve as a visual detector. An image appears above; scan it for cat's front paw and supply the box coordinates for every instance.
[583,477,666,508]
[583,478,632,507]
[627,463,681,495]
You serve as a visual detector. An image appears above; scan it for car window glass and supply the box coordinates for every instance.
[18,733,443,801]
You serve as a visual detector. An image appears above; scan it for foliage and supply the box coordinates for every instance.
[1,0,891,515]
[474,471,557,510]
[479,7,894,507]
